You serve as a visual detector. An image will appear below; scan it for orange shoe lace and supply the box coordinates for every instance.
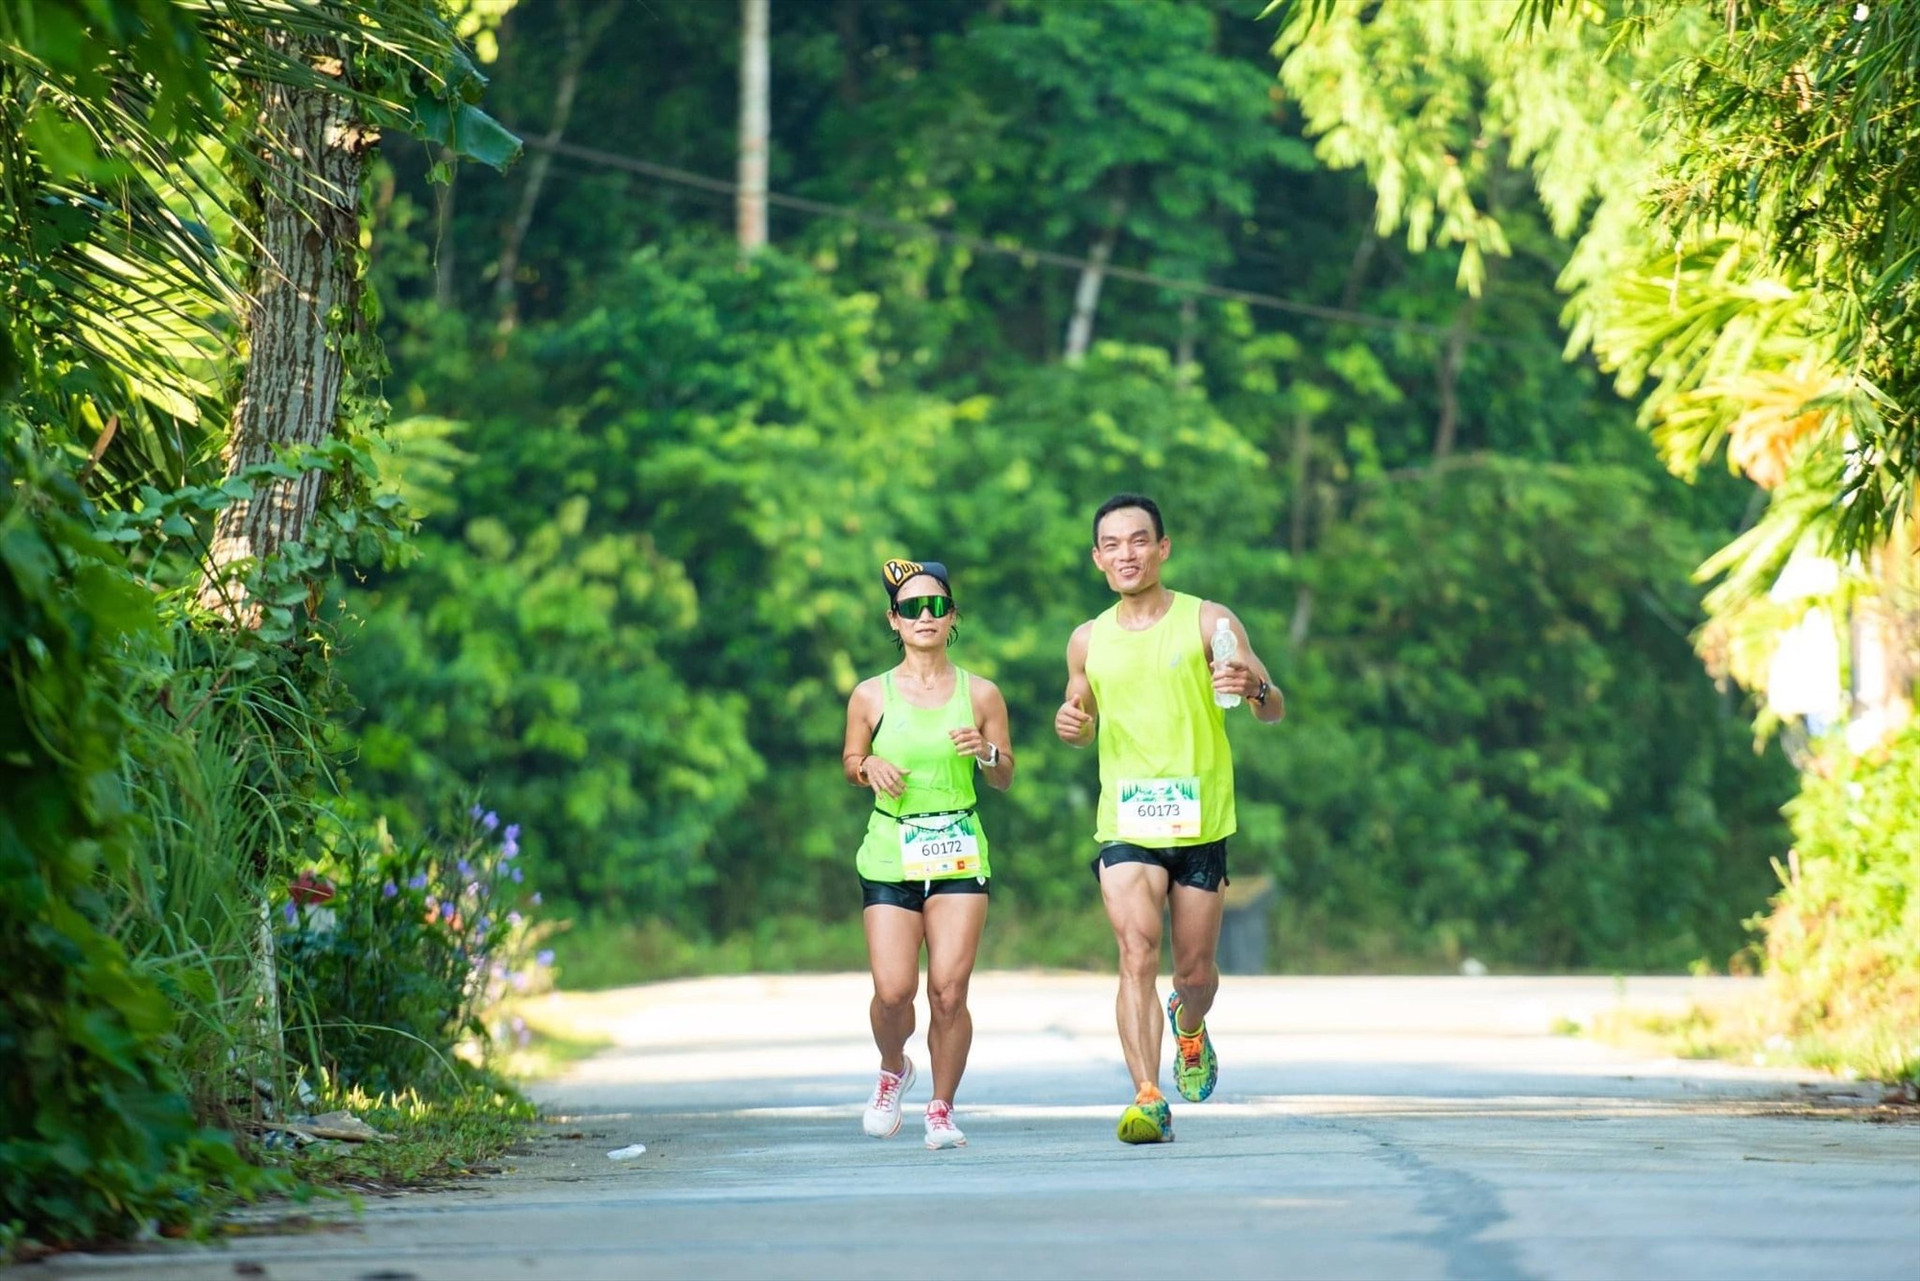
[1175,1025,1206,1069]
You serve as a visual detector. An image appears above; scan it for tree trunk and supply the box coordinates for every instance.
[1339,228,1378,312]
[1431,294,1477,462]
[198,35,371,621]
[738,0,770,255]
[433,147,458,309]
[835,0,862,105]
[1174,294,1198,386]
[1287,406,1314,648]
[493,2,599,336]
[1064,197,1125,365]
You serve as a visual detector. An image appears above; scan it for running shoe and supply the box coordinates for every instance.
[924,1100,967,1150]
[1116,1085,1174,1145]
[1167,991,1218,1103]
[861,1056,916,1138]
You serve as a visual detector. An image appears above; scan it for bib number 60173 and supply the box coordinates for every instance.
[1116,777,1201,840]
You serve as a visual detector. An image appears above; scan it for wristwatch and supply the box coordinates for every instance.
[979,741,1000,768]
[1252,680,1271,707]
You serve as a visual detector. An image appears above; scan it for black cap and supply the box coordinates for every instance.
[882,558,953,605]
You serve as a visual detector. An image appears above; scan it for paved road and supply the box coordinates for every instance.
[39,974,1920,1280]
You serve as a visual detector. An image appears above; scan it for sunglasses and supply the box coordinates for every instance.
[894,595,954,620]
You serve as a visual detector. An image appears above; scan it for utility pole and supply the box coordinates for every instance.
[737,0,769,255]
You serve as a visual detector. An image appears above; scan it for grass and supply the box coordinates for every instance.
[283,1083,536,1192]
[1586,989,1920,1084]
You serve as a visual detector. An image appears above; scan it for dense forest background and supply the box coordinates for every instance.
[344,0,1796,980]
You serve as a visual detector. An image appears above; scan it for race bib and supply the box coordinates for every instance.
[1116,777,1202,840]
[899,814,983,880]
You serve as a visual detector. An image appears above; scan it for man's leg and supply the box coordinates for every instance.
[922,891,989,1105]
[1168,880,1225,1033]
[1098,858,1171,1092]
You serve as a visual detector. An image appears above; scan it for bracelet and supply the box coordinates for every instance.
[855,754,871,781]
[1252,680,1270,707]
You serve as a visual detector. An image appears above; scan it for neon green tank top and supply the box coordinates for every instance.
[1084,592,1235,846]
[855,668,991,882]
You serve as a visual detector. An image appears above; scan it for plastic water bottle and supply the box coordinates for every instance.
[1211,618,1242,709]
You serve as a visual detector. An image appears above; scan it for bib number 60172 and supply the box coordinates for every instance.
[900,819,981,879]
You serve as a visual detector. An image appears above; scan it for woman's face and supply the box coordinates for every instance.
[889,573,956,651]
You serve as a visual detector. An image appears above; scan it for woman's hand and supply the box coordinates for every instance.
[862,754,910,799]
[948,725,996,762]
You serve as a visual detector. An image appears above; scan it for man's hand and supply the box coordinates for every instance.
[863,755,911,799]
[1211,657,1260,701]
[1055,696,1094,747]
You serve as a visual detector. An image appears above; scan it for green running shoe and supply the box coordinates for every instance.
[1116,1088,1174,1144]
[1167,992,1218,1103]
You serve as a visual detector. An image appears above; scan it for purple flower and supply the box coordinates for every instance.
[441,901,457,921]
[282,902,298,925]
[409,873,428,890]
[510,866,523,884]
[501,837,519,861]
[504,824,520,843]
[457,859,473,879]
[507,911,523,927]
[382,882,399,899]
[536,949,555,968]
[530,892,542,906]
[481,810,499,833]
[470,803,484,819]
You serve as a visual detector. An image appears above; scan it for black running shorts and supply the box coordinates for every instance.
[1089,839,1229,892]
[860,875,991,912]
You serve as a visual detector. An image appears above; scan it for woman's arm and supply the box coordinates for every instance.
[843,678,908,797]
[954,676,1015,791]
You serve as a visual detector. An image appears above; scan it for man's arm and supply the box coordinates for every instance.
[1201,602,1284,724]
[1054,621,1099,747]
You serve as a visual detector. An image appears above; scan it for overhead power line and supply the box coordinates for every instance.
[520,136,1512,346]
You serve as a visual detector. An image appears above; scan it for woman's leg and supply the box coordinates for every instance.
[864,904,924,1072]
[921,891,990,1103]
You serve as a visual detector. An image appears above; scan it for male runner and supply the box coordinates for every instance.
[1054,493,1284,1144]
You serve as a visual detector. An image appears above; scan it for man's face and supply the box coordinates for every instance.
[1091,507,1169,596]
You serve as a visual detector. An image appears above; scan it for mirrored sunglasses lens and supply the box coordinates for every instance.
[897,596,951,619]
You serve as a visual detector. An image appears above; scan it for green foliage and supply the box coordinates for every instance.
[110,625,332,1127]
[278,807,552,1098]
[2,0,525,1252]
[350,222,1789,971]
[1255,458,1786,968]
[0,422,269,1254]
[1762,725,1920,1082]
[0,0,518,492]
[1654,0,1920,547]
[1272,0,1659,293]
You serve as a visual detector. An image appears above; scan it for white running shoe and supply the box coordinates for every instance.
[924,1100,967,1150]
[861,1057,915,1138]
